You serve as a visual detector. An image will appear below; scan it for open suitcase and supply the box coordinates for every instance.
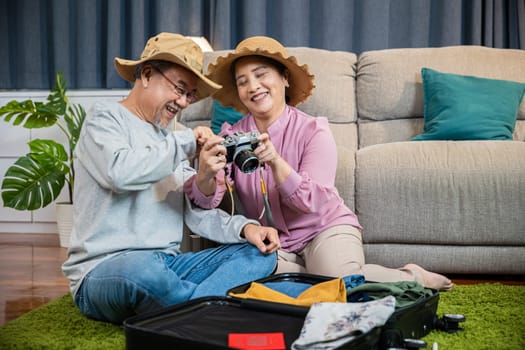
[124,273,464,349]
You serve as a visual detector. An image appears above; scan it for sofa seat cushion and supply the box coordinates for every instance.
[355,141,525,245]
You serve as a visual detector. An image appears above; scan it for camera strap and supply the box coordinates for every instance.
[224,164,275,228]
[259,165,275,227]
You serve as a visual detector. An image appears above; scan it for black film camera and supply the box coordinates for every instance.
[221,131,260,173]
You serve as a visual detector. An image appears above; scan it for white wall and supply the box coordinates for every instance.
[0,90,129,234]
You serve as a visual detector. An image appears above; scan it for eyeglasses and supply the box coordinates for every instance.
[152,66,198,103]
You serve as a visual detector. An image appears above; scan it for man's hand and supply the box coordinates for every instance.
[195,135,227,195]
[242,223,280,254]
[193,126,214,147]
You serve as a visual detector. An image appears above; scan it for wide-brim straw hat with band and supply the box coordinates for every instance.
[206,36,315,114]
[114,32,221,102]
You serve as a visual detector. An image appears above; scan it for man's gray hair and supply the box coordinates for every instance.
[133,60,176,79]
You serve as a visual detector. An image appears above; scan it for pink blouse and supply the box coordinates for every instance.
[185,106,362,252]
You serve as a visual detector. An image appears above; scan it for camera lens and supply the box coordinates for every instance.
[234,149,259,173]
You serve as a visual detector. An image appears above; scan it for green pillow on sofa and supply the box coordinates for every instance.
[412,68,525,141]
[210,99,244,134]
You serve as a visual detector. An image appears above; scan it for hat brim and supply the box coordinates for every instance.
[206,48,315,114]
[115,52,221,102]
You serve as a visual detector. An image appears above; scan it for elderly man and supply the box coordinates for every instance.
[62,33,280,324]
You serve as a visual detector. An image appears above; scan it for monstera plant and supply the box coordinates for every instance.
[0,73,86,211]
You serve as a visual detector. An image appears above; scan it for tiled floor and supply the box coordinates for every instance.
[0,233,69,327]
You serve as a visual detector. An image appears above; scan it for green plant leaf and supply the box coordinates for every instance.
[0,74,69,129]
[64,103,86,153]
[0,100,58,128]
[1,156,66,211]
[0,73,84,208]
[28,139,70,174]
[46,73,68,116]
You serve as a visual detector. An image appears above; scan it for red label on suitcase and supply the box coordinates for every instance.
[228,332,286,349]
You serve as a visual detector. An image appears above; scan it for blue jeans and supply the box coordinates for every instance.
[75,243,277,323]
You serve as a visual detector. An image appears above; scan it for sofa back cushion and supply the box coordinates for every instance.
[356,46,525,148]
[180,47,358,126]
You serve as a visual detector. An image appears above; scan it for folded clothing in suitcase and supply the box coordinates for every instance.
[228,273,441,349]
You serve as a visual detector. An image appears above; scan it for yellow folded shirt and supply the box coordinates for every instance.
[228,278,347,307]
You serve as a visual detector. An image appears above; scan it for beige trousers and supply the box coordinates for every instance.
[276,225,418,283]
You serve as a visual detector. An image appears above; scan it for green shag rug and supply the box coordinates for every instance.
[0,283,524,349]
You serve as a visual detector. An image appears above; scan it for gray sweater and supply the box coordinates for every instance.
[62,101,258,297]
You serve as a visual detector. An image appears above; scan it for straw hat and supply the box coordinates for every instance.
[114,32,221,101]
[206,36,315,114]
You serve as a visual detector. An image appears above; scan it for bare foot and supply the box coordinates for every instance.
[403,263,453,291]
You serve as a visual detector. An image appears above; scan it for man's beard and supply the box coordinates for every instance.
[153,111,179,131]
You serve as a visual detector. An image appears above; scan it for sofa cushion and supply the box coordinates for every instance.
[356,46,525,147]
[210,99,244,134]
[412,68,525,141]
[355,141,525,245]
[287,48,357,124]
[181,47,358,126]
[329,123,357,211]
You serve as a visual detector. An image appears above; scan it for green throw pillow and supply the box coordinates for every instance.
[210,99,244,134]
[412,68,525,141]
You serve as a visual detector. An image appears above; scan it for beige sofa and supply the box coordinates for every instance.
[181,45,525,275]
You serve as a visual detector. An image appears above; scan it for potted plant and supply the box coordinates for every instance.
[0,73,86,247]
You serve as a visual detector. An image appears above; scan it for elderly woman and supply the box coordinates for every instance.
[185,36,452,291]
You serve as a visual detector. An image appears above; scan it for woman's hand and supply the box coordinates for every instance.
[195,135,227,195]
[242,223,281,254]
[254,133,279,166]
[255,133,291,185]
